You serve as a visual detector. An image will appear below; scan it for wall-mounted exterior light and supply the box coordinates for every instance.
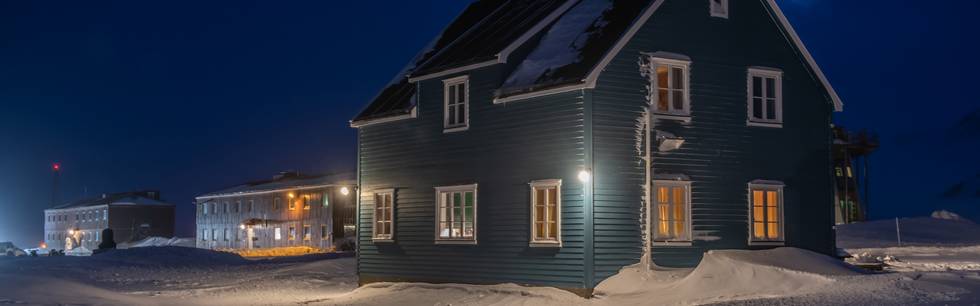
[340,186,351,196]
[239,224,246,230]
[578,169,592,183]
[288,192,295,199]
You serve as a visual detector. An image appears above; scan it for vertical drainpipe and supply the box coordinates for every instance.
[644,110,653,269]
[355,128,362,281]
[583,88,595,289]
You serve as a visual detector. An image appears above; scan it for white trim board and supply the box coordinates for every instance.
[349,106,417,128]
[764,0,843,112]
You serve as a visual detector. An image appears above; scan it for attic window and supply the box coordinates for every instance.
[710,0,729,19]
[443,76,470,133]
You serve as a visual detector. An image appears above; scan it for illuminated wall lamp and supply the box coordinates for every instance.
[340,186,351,196]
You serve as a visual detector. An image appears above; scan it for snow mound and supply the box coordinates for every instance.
[92,246,247,267]
[837,217,980,249]
[66,246,93,256]
[596,248,860,305]
[119,237,195,249]
[931,210,968,221]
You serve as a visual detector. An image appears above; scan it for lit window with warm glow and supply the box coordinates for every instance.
[530,180,561,246]
[303,195,311,210]
[303,225,311,241]
[747,67,783,126]
[288,197,297,210]
[435,184,477,244]
[653,180,691,243]
[643,54,691,117]
[274,227,282,240]
[749,182,784,243]
[288,226,296,241]
[373,190,394,241]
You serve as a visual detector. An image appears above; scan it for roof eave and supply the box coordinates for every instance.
[350,105,417,129]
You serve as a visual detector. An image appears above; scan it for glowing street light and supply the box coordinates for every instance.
[288,192,295,199]
[340,186,351,196]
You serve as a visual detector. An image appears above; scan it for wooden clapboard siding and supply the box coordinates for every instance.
[357,66,591,290]
[591,0,835,272]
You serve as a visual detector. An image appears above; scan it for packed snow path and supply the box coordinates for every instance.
[4,214,980,306]
[1,246,978,305]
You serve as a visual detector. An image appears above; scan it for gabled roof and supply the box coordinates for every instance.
[409,0,569,79]
[351,0,510,125]
[352,0,843,127]
[497,0,651,98]
[49,191,170,210]
[196,172,355,200]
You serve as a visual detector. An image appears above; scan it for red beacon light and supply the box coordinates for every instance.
[52,163,61,171]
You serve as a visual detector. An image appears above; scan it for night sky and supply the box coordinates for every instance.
[1,1,977,248]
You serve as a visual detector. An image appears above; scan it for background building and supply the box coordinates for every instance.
[194,172,356,250]
[44,191,175,251]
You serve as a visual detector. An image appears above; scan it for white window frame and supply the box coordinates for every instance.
[529,179,562,247]
[747,67,784,127]
[648,57,692,118]
[710,0,729,19]
[372,189,395,242]
[443,75,470,133]
[434,184,478,245]
[652,180,693,245]
[747,181,786,245]
[273,197,281,210]
[303,224,312,241]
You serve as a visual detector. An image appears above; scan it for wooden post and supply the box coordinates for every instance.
[895,217,902,247]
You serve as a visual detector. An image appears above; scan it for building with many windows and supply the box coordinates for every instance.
[44,191,175,251]
[350,0,842,294]
[194,172,356,250]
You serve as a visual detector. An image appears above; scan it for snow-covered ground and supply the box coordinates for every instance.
[1,214,978,305]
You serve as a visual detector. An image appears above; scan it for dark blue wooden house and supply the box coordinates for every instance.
[350,0,843,295]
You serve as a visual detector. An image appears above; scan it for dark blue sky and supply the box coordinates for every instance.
[1,1,977,247]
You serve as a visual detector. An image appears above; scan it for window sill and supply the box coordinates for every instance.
[652,113,692,122]
[653,241,693,247]
[435,239,477,245]
[747,121,783,128]
[443,126,469,134]
[529,241,562,248]
[372,238,395,244]
[749,241,785,246]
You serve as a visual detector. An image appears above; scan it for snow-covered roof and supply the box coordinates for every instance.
[48,191,171,210]
[196,172,355,200]
[352,0,843,127]
[499,0,649,96]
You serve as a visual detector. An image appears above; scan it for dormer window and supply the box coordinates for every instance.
[443,75,469,133]
[710,0,729,19]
